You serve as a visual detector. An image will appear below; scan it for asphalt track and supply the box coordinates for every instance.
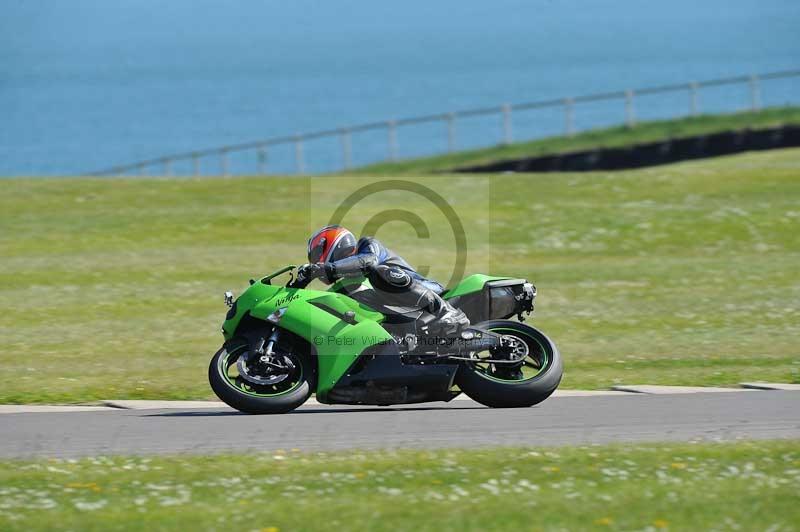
[1,391,798,459]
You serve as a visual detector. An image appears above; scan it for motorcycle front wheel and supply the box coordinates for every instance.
[455,320,562,408]
[208,338,316,414]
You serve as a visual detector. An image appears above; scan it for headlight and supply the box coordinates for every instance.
[267,307,288,324]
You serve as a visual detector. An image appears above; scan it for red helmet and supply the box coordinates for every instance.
[307,225,357,264]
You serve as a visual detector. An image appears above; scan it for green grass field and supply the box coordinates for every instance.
[354,106,800,174]
[1,142,799,403]
[0,440,797,531]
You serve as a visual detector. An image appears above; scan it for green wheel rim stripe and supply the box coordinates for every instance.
[220,347,304,398]
[473,326,551,384]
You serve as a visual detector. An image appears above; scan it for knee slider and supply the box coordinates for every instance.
[371,265,412,292]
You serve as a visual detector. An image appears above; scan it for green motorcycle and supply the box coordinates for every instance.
[209,265,562,413]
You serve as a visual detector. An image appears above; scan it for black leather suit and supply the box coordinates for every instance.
[323,237,468,333]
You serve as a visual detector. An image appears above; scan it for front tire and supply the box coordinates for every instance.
[209,338,316,414]
[455,320,562,408]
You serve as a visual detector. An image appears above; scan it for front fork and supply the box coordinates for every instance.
[248,328,285,369]
[257,328,280,355]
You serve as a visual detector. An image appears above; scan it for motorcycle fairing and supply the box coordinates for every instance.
[221,270,524,404]
[442,273,512,299]
[326,341,460,405]
[222,280,392,402]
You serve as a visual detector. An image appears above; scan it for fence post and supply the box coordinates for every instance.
[688,82,699,116]
[446,113,456,153]
[221,149,229,177]
[192,153,200,176]
[340,129,352,170]
[387,121,398,161]
[624,90,636,128]
[564,98,575,137]
[294,136,305,175]
[257,146,268,174]
[163,158,172,176]
[502,104,513,145]
[749,74,762,112]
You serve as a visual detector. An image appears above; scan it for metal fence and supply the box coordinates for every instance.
[89,69,800,176]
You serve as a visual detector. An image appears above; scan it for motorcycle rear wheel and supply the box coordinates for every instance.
[209,339,315,414]
[455,320,562,408]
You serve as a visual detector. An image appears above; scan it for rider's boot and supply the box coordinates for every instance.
[409,283,470,336]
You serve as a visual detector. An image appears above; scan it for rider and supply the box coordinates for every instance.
[297,225,469,335]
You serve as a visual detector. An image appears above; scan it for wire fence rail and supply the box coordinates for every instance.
[89,69,800,177]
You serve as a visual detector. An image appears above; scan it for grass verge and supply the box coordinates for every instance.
[351,106,800,175]
[1,148,799,402]
[0,440,798,531]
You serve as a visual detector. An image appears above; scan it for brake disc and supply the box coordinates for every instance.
[237,352,290,386]
[499,335,529,364]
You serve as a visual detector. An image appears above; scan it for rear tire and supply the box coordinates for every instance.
[208,339,316,414]
[455,320,562,408]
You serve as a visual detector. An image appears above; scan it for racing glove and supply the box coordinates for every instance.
[297,263,334,283]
